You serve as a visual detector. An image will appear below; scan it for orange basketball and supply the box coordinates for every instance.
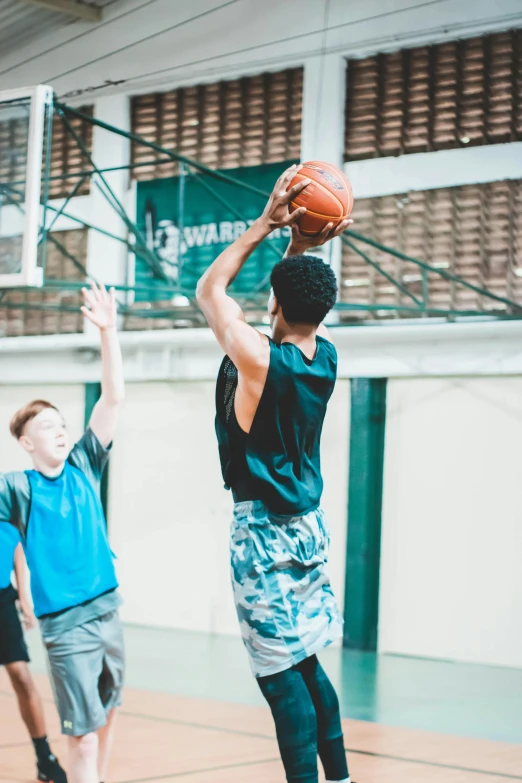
[287,161,354,236]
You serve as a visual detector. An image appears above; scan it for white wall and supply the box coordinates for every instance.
[108,381,234,633]
[347,142,522,200]
[109,379,349,633]
[5,320,522,385]
[379,377,522,668]
[0,0,519,97]
[0,384,84,471]
[320,379,350,618]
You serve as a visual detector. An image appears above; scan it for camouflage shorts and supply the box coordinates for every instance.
[230,500,343,678]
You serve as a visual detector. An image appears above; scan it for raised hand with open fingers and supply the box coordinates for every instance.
[260,163,309,231]
[81,281,117,331]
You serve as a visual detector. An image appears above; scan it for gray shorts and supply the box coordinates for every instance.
[44,610,125,737]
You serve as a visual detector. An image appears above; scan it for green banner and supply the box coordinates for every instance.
[135,161,296,302]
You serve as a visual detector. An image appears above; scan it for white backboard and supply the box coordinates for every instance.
[0,84,53,288]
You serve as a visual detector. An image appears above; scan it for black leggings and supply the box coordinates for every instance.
[257,655,349,783]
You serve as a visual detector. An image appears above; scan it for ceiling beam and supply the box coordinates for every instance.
[19,0,102,22]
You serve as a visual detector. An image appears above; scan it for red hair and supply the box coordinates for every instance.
[9,400,59,439]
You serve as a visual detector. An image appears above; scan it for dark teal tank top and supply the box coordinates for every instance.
[215,336,337,515]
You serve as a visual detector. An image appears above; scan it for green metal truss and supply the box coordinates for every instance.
[1,96,520,326]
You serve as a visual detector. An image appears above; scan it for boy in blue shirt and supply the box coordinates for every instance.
[0,525,66,782]
[0,282,125,783]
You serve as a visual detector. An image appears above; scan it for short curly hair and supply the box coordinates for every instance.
[270,254,338,325]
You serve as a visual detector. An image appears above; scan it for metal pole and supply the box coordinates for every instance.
[346,229,522,314]
[6,155,190,187]
[43,175,89,236]
[58,108,170,283]
[341,235,422,307]
[39,95,54,273]
[55,102,270,200]
[0,187,90,278]
[177,162,186,280]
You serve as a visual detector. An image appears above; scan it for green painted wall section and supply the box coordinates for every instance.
[343,378,387,651]
[84,382,109,522]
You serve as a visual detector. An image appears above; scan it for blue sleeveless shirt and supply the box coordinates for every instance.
[216,336,337,515]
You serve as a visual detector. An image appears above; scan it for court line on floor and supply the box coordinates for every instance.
[346,749,522,781]
[0,739,58,751]
[0,691,63,751]
[117,708,522,781]
[0,686,276,742]
[114,756,282,783]
[120,708,277,740]
[114,753,522,783]
[0,737,65,754]
[2,687,521,781]
[112,746,522,783]
[113,751,522,783]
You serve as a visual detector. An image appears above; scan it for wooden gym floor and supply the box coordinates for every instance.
[1,669,521,783]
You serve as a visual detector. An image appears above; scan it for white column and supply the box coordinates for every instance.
[300,53,347,291]
[85,95,131,332]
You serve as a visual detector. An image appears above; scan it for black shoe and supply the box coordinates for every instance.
[37,753,67,783]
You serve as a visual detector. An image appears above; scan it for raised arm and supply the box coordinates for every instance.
[196,165,308,370]
[81,282,125,448]
[14,543,36,630]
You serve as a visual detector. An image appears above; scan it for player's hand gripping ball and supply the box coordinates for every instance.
[287,161,354,236]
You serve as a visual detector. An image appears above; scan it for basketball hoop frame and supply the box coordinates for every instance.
[0,84,53,288]
[1,88,521,324]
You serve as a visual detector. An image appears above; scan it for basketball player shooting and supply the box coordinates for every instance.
[196,164,354,783]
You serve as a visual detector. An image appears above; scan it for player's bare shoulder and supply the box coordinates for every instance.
[317,323,333,343]
[228,321,270,375]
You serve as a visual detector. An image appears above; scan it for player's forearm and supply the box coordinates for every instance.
[197,217,271,298]
[13,546,29,604]
[284,233,321,257]
[16,579,30,608]
[99,326,125,407]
